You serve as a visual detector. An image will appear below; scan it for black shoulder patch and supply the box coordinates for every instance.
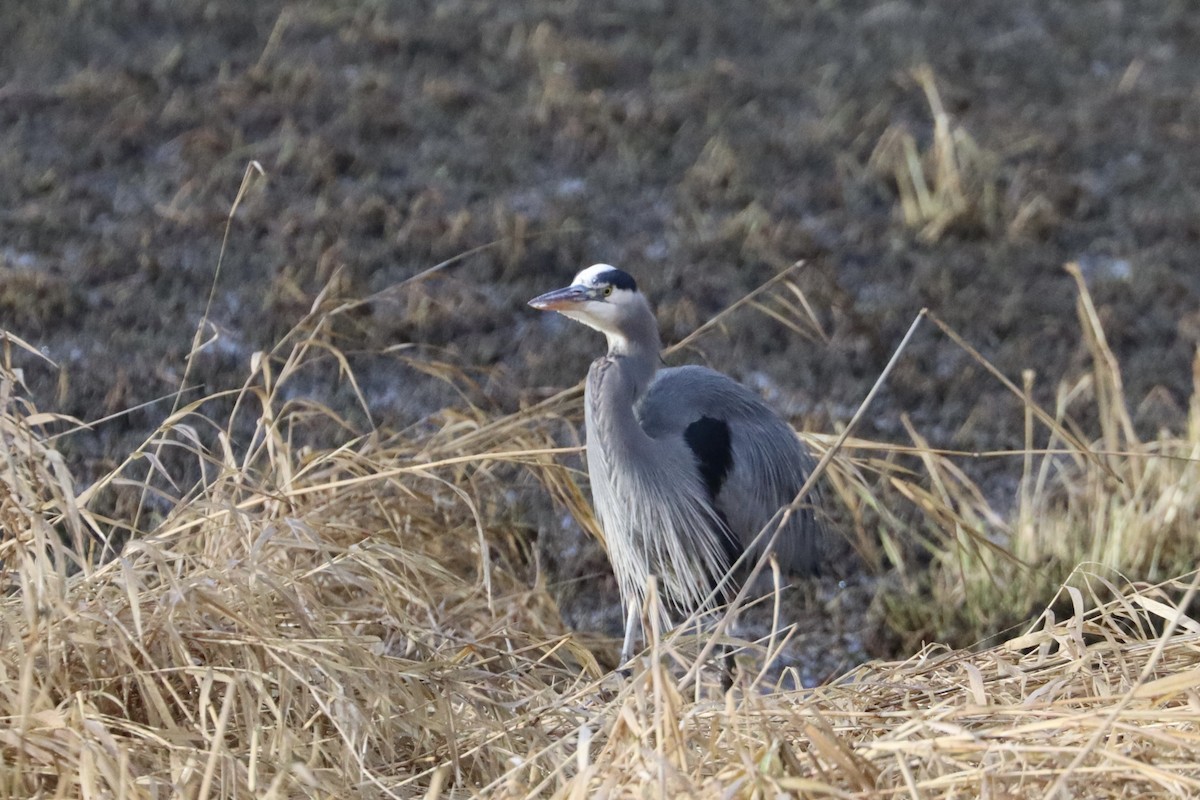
[684,416,741,566]
[683,416,733,501]
[598,268,637,292]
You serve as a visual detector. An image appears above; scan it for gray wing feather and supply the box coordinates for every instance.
[637,365,825,574]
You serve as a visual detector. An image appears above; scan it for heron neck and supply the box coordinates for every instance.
[588,346,658,459]
[605,321,660,399]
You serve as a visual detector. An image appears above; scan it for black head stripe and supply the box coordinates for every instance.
[597,268,637,292]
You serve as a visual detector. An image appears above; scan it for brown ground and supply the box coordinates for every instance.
[4,2,1199,661]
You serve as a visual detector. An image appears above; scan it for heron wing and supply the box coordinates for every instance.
[637,365,825,574]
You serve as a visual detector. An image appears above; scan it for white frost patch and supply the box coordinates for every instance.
[1077,254,1132,283]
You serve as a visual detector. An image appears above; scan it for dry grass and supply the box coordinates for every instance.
[1,255,1198,798]
[872,264,1200,654]
[869,66,1000,242]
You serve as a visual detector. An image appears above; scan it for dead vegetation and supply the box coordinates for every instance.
[873,263,1200,654]
[870,66,1001,243]
[868,65,1067,244]
[0,249,1197,798]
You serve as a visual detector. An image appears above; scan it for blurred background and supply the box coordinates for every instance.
[3,1,1199,658]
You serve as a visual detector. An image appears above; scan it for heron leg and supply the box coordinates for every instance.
[619,602,640,672]
[719,604,741,692]
[719,642,735,692]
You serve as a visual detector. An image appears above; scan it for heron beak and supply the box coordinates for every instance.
[528,284,588,311]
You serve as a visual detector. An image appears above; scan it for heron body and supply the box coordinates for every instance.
[529,264,824,660]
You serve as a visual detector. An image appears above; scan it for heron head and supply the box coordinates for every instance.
[528,264,648,351]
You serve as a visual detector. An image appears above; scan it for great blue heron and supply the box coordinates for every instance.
[529,264,825,667]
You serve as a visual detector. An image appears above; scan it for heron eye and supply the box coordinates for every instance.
[602,285,613,297]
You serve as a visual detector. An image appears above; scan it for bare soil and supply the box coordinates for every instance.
[4,1,1199,660]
